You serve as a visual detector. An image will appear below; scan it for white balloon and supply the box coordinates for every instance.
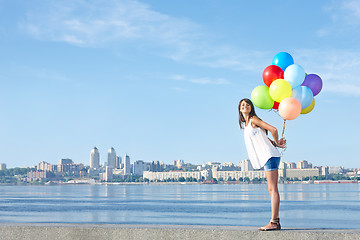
[284,64,305,88]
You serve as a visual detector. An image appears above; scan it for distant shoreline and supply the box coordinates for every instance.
[0,180,358,186]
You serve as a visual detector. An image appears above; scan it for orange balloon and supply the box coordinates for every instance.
[279,97,301,120]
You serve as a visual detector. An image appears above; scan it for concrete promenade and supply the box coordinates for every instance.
[0,224,360,240]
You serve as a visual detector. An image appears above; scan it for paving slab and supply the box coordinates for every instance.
[0,224,359,240]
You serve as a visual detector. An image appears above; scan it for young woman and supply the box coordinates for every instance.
[238,98,286,231]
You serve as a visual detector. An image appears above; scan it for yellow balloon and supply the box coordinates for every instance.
[301,98,315,114]
[269,79,292,102]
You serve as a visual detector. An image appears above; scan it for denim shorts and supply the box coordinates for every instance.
[263,157,281,171]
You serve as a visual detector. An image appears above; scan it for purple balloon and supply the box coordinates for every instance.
[301,74,323,96]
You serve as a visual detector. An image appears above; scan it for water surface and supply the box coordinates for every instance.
[0,183,359,228]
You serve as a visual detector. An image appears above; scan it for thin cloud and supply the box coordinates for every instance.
[326,83,360,96]
[10,65,69,83]
[169,44,270,72]
[171,75,186,81]
[18,0,360,96]
[318,0,360,36]
[171,75,230,85]
[341,0,360,24]
[20,0,202,48]
[19,0,265,72]
[293,49,360,96]
[190,78,230,85]
[172,87,187,92]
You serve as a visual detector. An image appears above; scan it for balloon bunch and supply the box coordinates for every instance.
[251,52,323,121]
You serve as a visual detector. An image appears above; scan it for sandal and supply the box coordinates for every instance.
[258,218,281,231]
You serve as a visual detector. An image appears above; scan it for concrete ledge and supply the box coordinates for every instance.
[0,224,359,240]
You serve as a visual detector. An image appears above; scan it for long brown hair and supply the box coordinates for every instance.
[238,98,268,134]
[238,98,258,129]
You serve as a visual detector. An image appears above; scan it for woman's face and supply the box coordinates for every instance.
[240,100,252,114]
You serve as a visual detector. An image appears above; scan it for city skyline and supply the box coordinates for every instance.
[2,145,357,185]
[0,143,358,172]
[2,146,352,170]
[1,1,360,169]
[22,153,357,184]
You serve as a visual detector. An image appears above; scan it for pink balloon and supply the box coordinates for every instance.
[279,97,301,120]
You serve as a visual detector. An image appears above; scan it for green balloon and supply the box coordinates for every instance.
[251,85,274,109]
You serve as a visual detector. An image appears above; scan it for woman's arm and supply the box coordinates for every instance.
[251,116,286,148]
[268,138,276,147]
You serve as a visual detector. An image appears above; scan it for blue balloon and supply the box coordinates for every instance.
[272,52,294,71]
[284,64,305,88]
[291,86,313,109]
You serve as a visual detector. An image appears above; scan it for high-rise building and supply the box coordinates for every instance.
[173,160,184,168]
[150,161,162,172]
[116,156,122,169]
[60,158,73,165]
[90,147,100,169]
[319,166,329,176]
[37,161,52,171]
[104,166,113,181]
[107,147,117,169]
[133,160,146,176]
[286,162,297,169]
[124,154,131,175]
[298,160,312,169]
[240,159,253,171]
[0,163,7,170]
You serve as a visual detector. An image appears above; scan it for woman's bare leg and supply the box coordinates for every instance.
[259,170,281,230]
[265,169,280,220]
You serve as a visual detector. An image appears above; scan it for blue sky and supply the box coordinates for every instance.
[0,0,359,168]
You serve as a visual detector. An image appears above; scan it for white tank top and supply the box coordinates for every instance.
[244,119,281,169]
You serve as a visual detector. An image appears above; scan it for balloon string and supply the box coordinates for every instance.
[281,119,287,155]
[282,119,286,138]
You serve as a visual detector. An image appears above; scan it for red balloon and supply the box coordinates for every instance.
[272,101,279,110]
[263,65,284,87]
